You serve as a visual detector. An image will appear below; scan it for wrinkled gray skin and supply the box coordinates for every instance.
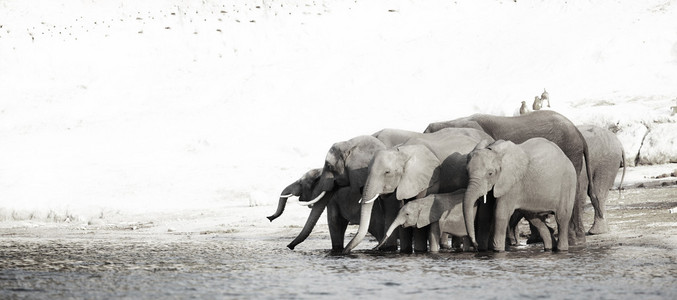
[464,138,577,252]
[506,125,627,244]
[267,168,387,252]
[377,190,473,252]
[343,128,495,254]
[308,130,428,252]
[425,110,599,246]
[577,125,626,234]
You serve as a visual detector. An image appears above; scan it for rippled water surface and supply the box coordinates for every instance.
[1,236,675,299]
[1,187,677,299]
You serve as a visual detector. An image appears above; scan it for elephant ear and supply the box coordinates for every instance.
[395,145,440,200]
[473,139,491,151]
[490,141,529,198]
[345,136,386,190]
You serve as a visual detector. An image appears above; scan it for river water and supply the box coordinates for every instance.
[1,188,676,299]
[0,235,675,299]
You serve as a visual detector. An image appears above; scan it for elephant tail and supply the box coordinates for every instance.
[618,147,626,198]
[579,128,599,206]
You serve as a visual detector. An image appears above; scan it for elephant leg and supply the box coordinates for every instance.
[507,211,523,246]
[413,227,429,253]
[525,222,544,244]
[400,227,413,254]
[461,236,472,252]
[556,211,571,252]
[588,175,612,235]
[441,234,452,250]
[369,199,397,251]
[450,236,462,250]
[429,223,441,253]
[525,215,554,251]
[328,208,349,253]
[475,195,495,251]
[328,217,348,253]
[492,208,511,252]
[569,179,587,246]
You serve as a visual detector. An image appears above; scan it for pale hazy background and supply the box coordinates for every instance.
[1,0,676,221]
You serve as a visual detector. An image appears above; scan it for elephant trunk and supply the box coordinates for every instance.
[376,213,405,250]
[463,179,484,249]
[343,200,375,253]
[287,195,329,250]
[267,185,296,222]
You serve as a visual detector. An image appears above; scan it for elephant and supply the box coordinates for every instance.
[267,168,387,252]
[506,124,628,245]
[424,110,599,246]
[307,128,494,253]
[343,128,495,253]
[304,129,430,251]
[464,138,577,252]
[578,125,626,234]
[376,189,473,252]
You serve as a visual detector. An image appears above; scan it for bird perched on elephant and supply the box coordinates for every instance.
[343,128,495,254]
[267,168,388,252]
[376,189,473,252]
[424,110,599,246]
[464,138,577,252]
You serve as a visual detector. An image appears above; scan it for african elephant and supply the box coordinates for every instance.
[305,130,429,251]
[424,110,599,246]
[343,128,495,253]
[464,138,577,252]
[506,125,627,244]
[578,125,626,234]
[267,168,387,252]
[376,189,472,252]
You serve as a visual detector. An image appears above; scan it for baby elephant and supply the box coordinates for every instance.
[376,189,472,252]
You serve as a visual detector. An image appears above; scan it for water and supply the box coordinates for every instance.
[0,236,674,299]
[1,187,677,299]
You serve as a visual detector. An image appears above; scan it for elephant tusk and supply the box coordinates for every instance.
[298,191,325,206]
[483,194,487,204]
[280,194,295,198]
[361,193,380,204]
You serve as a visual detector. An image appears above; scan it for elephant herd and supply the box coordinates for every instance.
[268,110,626,254]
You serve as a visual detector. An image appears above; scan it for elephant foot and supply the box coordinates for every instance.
[587,219,609,235]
